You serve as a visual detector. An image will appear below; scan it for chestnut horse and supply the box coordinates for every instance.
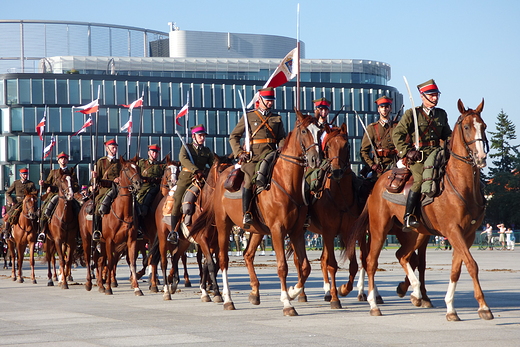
[349,99,492,321]
[7,192,39,283]
[101,156,143,295]
[190,111,320,316]
[45,170,80,288]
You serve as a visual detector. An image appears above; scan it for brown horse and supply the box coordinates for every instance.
[45,170,80,289]
[101,156,143,295]
[7,192,39,283]
[190,111,320,316]
[349,99,492,321]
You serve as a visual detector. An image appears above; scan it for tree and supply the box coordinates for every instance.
[487,110,519,176]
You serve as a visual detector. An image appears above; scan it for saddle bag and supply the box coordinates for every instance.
[224,166,244,193]
[385,167,411,194]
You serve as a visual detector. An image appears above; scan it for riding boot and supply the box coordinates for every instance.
[92,214,102,242]
[37,219,47,243]
[242,187,253,229]
[403,190,421,232]
[167,215,179,244]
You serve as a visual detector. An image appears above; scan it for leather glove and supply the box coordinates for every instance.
[194,170,204,181]
[406,150,422,162]
[238,151,250,163]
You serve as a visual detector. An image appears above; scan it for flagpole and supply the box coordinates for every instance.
[137,89,144,157]
[296,3,301,111]
[39,106,47,203]
[185,91,190,144]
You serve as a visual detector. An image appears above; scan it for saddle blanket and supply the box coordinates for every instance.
[382,190,433,207]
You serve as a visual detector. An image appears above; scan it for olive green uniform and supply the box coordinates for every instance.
[93,156,121,210]
[392,106,452,192]
[5,179,38,223]
[171,144,214,217]
[360,120,398,175]
[137,158,165,210]
[41,167,80,220]
[229,109,286,188]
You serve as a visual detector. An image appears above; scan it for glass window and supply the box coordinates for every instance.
[20,136,32,161]
[97,112,108,133]
[68,80,80,105]
[57,79,68,104]
[164,109,173,134]
[23,107,35,133]
[116,81,126,105]
[214,84,223,109]
[19,79,31,104]
[104,80,115,105]
[206,110,216,134]
[142,109,152,133]
[0,80,4,105]
[7,136,17,161]
[44,79,56,104]
[160,82,170,107]
[48,107,60,133]
[69,135,81,162]
[7,80,17,105]
[149,82,159,107]
[171,83,181,107]
[81,136,92,163]
[61,106,72,132]
[80,80,92,103]
[11,108,23,132]
[203,84,212,108]
[192,84,202,108]
[153,109,163,134]
[108,108,119,133]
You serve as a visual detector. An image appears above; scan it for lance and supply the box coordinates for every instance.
[329,105,346,126]
[355,111,380,166]
[403,76,420,150]
[137,89,145,157]
[392,103,405,125]
[175,129,194,164]
[237,90,251,157]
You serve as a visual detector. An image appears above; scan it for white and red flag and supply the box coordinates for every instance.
[36,114,46,141]
[175,102,189,126]
[247,47,299,108]
[72,117,93,136]
[73,99,99,114]
[43,136,56,159]
[121,114,133,139]
[122,97,143,112]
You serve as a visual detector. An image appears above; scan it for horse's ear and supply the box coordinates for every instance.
[164,153,171,164]
[475,98,484,114]
[119,156,126,164]
[340,123,348,135]
[131,154,139,163]
[294,108,304,122]
[457,99,466,114]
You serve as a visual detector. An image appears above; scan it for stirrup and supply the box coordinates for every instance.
[167,230,178,244]
[37,233,46,243]
[137,229,144,241]
[403,214,419,232]
[303,215,311,228]
[92,230,102,242]
[243,212,253,229]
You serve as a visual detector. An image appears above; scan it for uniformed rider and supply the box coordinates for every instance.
[313,97,331,129]
[137,144,165,217]
[4,168,38,237]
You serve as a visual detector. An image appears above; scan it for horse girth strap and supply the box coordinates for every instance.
[250,111,276,140]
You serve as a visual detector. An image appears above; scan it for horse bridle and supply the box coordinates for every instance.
[119,164,141,193]
[450,112,489,167]
[278,121,319,168]
[322,132,351,178]
[22,195,38,220]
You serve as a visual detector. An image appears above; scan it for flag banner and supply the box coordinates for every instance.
[121,114,132,141]
[247,47,298,108]
[43,136,56,159]
[73,99,99,114]
[122,97,143,112]
[36,115,46,141]
[175,103,189,126]
[72,117,93,136]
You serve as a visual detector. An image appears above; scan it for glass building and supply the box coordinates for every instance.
[0,20,403,199]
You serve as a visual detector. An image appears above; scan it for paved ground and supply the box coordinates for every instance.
[1,246,519,346]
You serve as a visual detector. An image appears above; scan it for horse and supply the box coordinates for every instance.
[44,170,80,288]
[190,110,320,316]
[101,156,143,295]
[7,192,39,283]
[348,99,492,321]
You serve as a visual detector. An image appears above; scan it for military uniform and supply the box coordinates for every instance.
[360,120,398,174]
[94,156,121,208]
[5,171,37,226]
[137,151,165,215]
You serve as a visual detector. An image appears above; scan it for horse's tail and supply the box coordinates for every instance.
[189,193,216,241]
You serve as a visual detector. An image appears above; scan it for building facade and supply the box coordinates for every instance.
[0,20,402,198]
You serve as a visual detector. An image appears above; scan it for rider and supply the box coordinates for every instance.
[392,79,452,232]
[360,96,398,178]
[313,97,331,129]
[166,125,214,244]
[229,87,286,229]
[4,168,38,238]
[37,152,79,242]
[137,144,165,216]
[91,139,121,242]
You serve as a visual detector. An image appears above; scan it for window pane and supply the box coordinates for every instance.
[61,107,72,132]
[19,79,31,104]
[153,109,163,133]
[68,80,80,104]
[104,81,115,105]
[12,108,23,132]
[44,79,56,104]
[20,136,32,161]
[7,80,18,104]
[57,79,68,104]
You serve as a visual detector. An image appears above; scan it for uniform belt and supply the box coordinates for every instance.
[251,138,277,145]
[182,167,192,172]
[375,148,397,157]
[418,140,439,148]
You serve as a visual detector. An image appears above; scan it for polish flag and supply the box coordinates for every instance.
[74,99,99,114]
[36,115,46,141]
[175,103,189,126]
[72,117,93,136]
[121,114,132,139]
[122,97,143,112]
[43,136,56,159]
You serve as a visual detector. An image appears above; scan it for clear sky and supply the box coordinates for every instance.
[3,0,520,148]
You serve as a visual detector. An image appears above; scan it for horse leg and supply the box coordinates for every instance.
[83,237,92,291]
[54,239,69,289]
[271,231,296,316]
[95,249,105,293]
[321,234,342,309]
[216,219,234,310]
[199,239,222,303]
[356,268,367,301]
[104,240,114,295]
[29,241,37,284]
[417,236,433,308]
[243,233,262,305]
[16,242,24,283]
[127,239,143,296]
[395,236,422,307]
[365,225,388,316]
[288,232,311,305]
[320,249,331,302]
[182,248,192,287]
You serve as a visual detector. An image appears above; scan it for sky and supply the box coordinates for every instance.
[3,0,520,149]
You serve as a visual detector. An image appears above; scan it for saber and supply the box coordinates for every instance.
[403,76,420,150]
[175,129,194,164]
[237,90,251,155]
[329,105,346,126]
[355,111,379,165]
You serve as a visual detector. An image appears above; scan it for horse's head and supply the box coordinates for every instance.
[119,156,142,192]
[454,99,488,169]
[57,170,75,201]
[22,192,38,220]
[293,110,320,169]
[161,154,180,192]
[321,123,351,181]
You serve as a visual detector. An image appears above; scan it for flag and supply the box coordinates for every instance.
[175,102,189,126]
[72,117,93,136]
[121,97,143,112]
[247,47,299,108]
[36,114,46,141]
[121,114,132,140]
[73,99,99,114]
[43,136,56,159]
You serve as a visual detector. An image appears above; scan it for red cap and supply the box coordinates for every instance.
[19,168,29,174]
[148,144,160,151]
[313,98,331,109]
[417,79,440,94]
[105,138,118,146]
[258,87,275,100]
[57,152,69,159]
[375,96,393,106]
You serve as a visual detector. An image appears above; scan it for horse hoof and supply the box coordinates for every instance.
[213,295,223,303]
[446,313,461,321]
[32,280,37,285]
[67,276,73,282]
[47,280,54,287]
[298,295,307,303]
[12,276,16,282]
[184,280,192,288]
[149,286,159,293]
[338,284,351,297]
[98,286,105,293]
[370,308,382,316]
[283,307,298,316]
[324,293,332,302]
[105,288,113,295]
[85,283,92,291]
[330,300,342,310]
[410,294,421,307]
[134,289,144,296]
[112,281,118,288]
[17,278,24,283]
[376,295,384,305]
[249,294,260,305]
[421,299,434,308]
[223,302,236,310]
[478,309,494,320]
[201,295,212,302]
[357,293,367,302]
[396,282,407,298]
[62,283,69,289]
[163,293,172,301]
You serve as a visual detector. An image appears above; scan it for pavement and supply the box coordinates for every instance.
[0,246,519,346]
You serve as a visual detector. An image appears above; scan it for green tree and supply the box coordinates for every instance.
[487,110,519,176]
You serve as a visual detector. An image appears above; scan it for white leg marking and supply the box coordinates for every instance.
[405,263,422,300]
[445,280,457,316]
